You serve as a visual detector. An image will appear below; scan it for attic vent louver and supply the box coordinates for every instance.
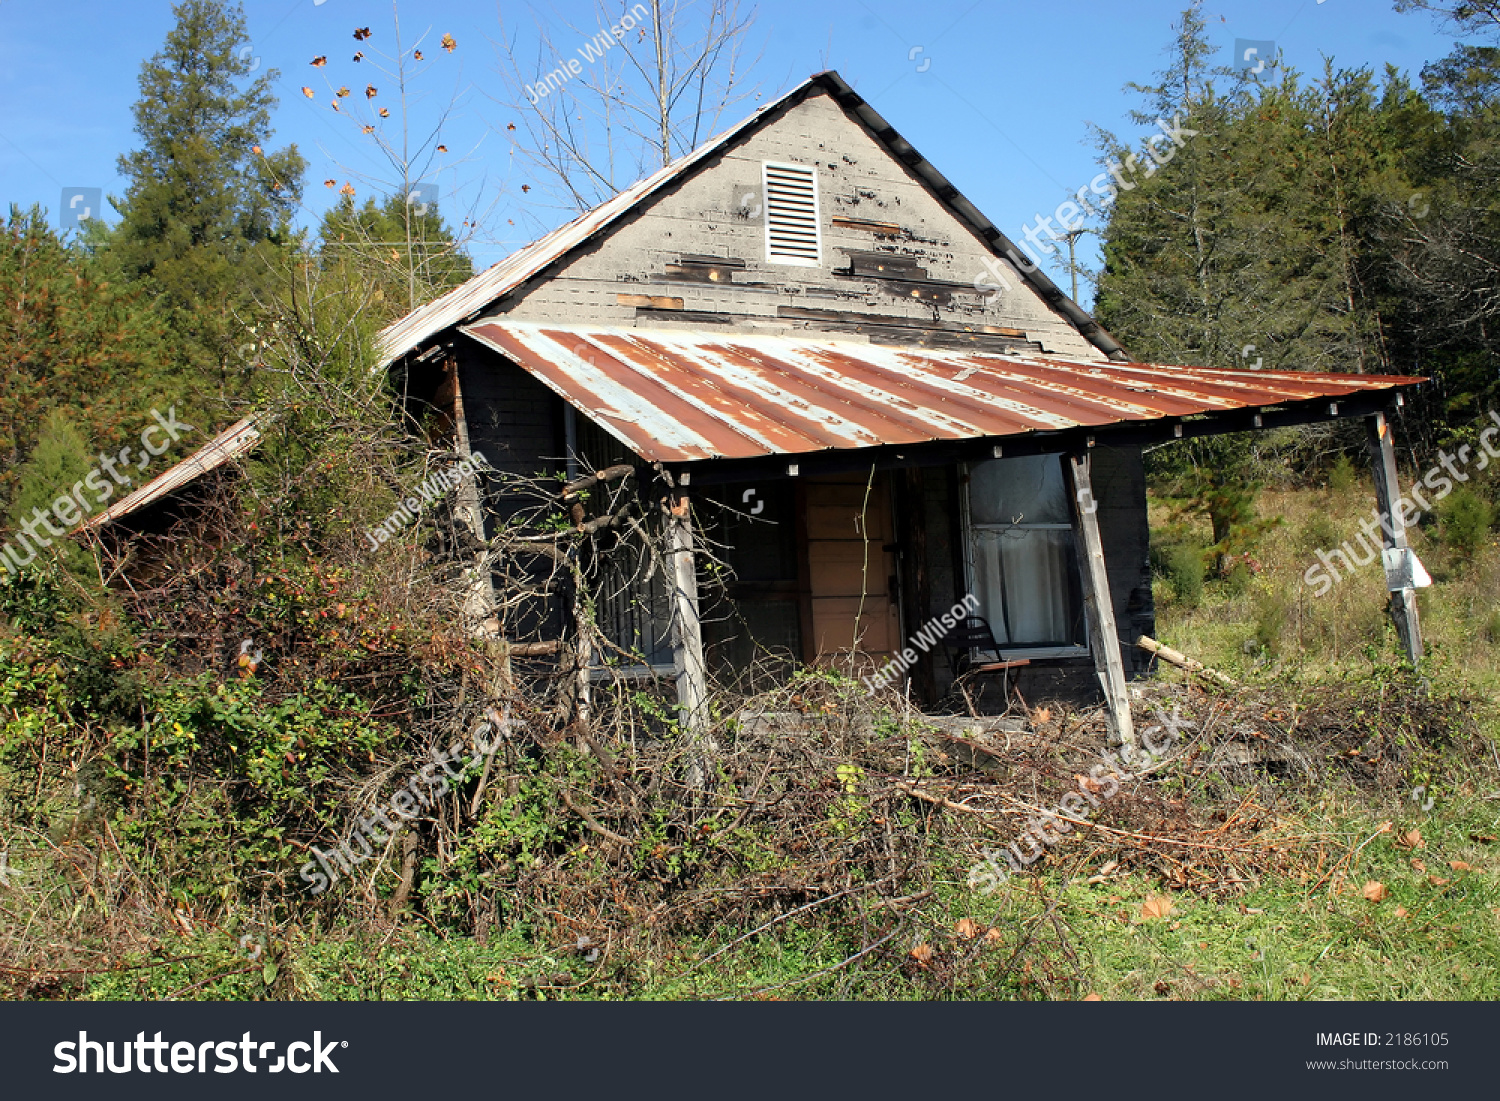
[762,161,822,266]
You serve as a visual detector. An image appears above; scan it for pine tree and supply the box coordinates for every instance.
[108,0,305,392]
[0,207,169,513]
[318,192,474,325]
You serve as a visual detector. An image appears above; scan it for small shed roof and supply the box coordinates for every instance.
[78,417,261,532]
[460,321,1425,464]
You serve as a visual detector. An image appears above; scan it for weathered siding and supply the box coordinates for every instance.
[485,91,1102,359]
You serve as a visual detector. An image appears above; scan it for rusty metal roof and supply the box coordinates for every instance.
[377,71,1127,369]
[78,416,262,531]
[460,321,1425,464]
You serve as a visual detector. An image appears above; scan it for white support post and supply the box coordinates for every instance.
[1066,453,1135,748]
[1366,412,1423,665]
[665,492,713,784]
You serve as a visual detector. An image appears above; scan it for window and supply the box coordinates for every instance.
[762,161,822,266]
[965,455,1087,655]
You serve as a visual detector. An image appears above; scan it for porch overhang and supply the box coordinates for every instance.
[459,321,1426,483]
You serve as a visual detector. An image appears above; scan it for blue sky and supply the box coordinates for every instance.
[0,0,1462,301]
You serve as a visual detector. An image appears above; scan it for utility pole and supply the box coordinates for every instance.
[1061,228,1090,305]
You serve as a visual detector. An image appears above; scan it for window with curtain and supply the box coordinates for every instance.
[966,455,1086,651]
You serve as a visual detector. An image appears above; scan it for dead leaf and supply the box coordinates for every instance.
[1449,860,1473,872]
[1394,906,1409,918]
[1199,941,1209,949]
[1140,895,1175,921]
[1153,980,1172,995]
[982,928,1003,945]
[323,178,336,188]
[436,144,447,153]
[1471,834,1497,844]
[311,55,327,66]
[302,86,316,98]
[1362,880,1389,902]
[1033,706,1052,723]
[1397,828,1424,849]
[954,918,981,940]
[354,26,372,40]
[413,49,424,60]
[441,32,457,52]
[1427,875,1449,887]
[1082,993,1102,1001]
[1411,858,1428,873]
[251,144,261,155]
[365,84,377,98]
[1105,895,1122,905]
[378,107,390,118]
[362,125,374,134]
[336,86,351,98]
[909,943,933,964]
[353,51,364,62]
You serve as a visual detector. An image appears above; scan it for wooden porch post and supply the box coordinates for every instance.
[1066,453,1135,748]
[665,491,713,783]
[895,468,937,705]
[450,360,498,638]
[1365,411,1424,665]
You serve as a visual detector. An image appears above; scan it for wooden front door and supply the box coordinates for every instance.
[802,473,902,672]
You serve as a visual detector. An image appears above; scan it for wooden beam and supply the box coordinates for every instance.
[1365,412,1424,665]
[665,492,713,784]
[449,359,498,639]
[1066,454,1135,747]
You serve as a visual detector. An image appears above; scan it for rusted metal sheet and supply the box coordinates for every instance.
[78,417,261,531]
[459,321,1425,465]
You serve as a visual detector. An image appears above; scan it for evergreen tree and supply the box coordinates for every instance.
[0,206,170,512]
[318,191,474,325]
[108,0,305,394]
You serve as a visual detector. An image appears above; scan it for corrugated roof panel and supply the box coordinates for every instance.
[459,321,1426,465]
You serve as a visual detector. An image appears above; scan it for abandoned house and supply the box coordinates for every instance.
[95,71,1429,743]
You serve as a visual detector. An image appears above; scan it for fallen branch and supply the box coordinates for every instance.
[1137,635,1237,688]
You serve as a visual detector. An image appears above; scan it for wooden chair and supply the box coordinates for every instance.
[941,615,1030,712]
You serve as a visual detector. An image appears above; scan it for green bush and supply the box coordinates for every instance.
[1151,535,1206,608]
[1327,453,1357,494]
[1436,486,1495,563]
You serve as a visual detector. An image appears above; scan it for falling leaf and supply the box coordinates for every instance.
[521,183,531,192]
[336,86,351,97]
[1082,992,1102,1001]
[354,26,372,40]
[1362,880,1388,902]
[441,32,457,52]
[324,178,337,188]
[302,86,316,98]
[251,144,262,155]
[436,144,448,153]
[909,943,933,964]
[379,107,390,118]
[340,183,356,197]
[1140,895,1175,921]
[365,84,378,98]
[362,124,374,134]
[1394,905,1409,918]
[1450,860,1473,872]
[311,55,327,67]
[331,101,341,111]
[413,49,424,60]
[353,51,364,62]
[506,122,517,131]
